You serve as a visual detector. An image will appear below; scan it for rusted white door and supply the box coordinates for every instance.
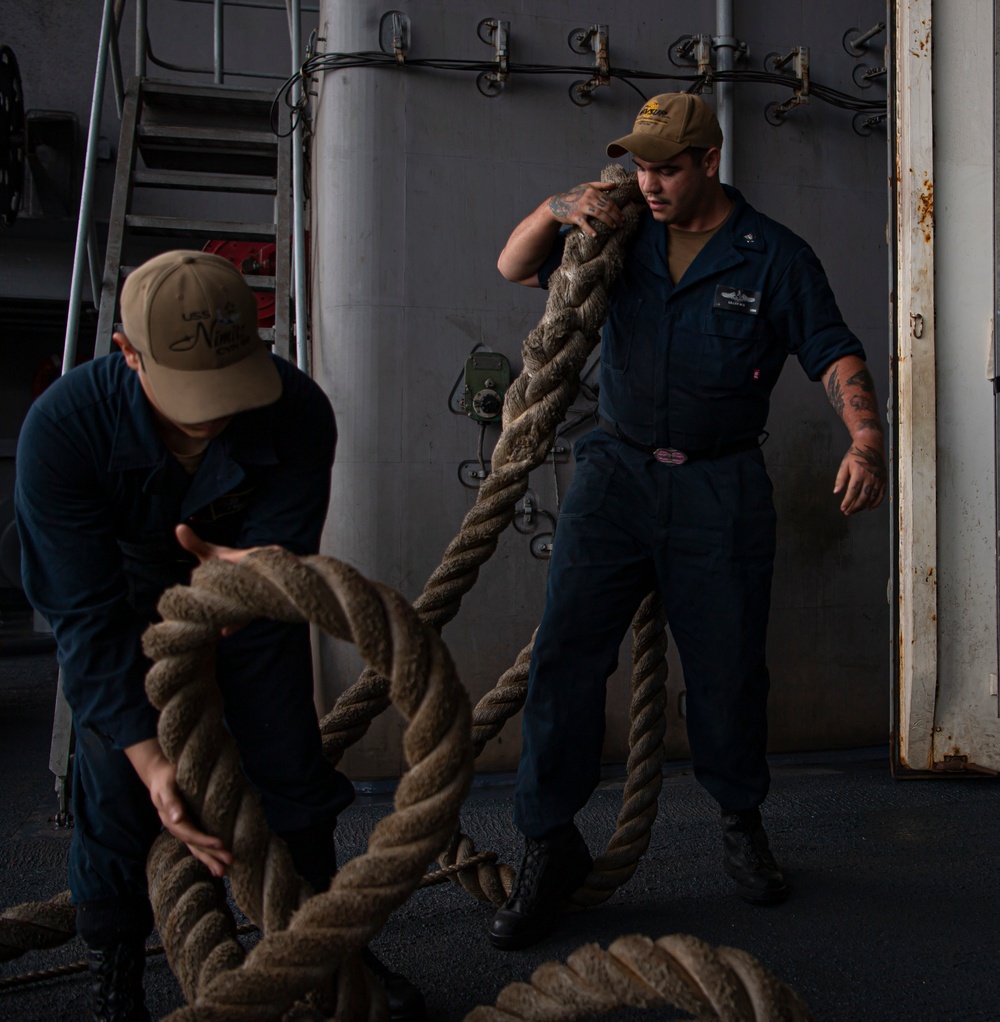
[893,0,1000,773]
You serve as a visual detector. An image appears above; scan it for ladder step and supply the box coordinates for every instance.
[141,79,276,119]
[137,125,277,174]
[120,265,276,291]
[125,214,277,241]
[133,169,278,194]
[240,274,277,291]
[139,124,277,149]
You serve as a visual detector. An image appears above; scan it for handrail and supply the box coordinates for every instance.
[62,0,118,375]
[289,0,307,369]
[63,0,311,374]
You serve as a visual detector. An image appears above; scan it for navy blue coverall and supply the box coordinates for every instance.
[15,352,354,943]
[514,186,865,839]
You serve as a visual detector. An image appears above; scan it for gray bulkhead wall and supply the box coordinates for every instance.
[311,1,890,779]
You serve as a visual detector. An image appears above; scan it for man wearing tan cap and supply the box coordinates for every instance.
[489,94,886,950]
[15,251,426,1020]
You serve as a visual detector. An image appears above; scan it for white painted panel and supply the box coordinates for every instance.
[927,0,1000,770]
[894,0,938,771]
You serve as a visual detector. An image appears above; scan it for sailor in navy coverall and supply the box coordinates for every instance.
[488,94,886,951]
[16,250,427,1021]
[16,349,354,933]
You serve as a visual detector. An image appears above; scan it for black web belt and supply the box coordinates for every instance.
[599,418,763,465]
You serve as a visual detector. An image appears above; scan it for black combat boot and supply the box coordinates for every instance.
[86,941,151,1022]
[721,807,789,904]
[489,824,593,950]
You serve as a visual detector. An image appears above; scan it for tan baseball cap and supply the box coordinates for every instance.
[119,250,281,424]
[607,92,723,162]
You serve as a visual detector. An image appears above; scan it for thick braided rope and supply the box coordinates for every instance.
[317,167,664,909]
[319,164,644,764]
[463,933,813,1022]
[139,548,473,1021]
[0,890,75,962]
[434,591,666,908]
[572,592,667,907]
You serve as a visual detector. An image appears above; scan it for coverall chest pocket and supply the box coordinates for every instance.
[601,295,644,374]
[699,310,762,389]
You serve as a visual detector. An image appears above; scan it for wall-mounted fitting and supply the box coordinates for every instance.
[567,24,610,106]
[713,33,748,65]
[513,491,557,560]
[476,18,510,97]
[667,31,747,91]
[764,46,810,125]
[378,11,410,64]
[852,63,887,90]
[842,21,886,57]
[458,460,491,487]
[668,33,714,77]
[852,111,887,136]
[461,351,510,423]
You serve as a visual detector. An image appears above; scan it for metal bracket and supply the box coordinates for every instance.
[567,24,610,106]
[763,46,810,125]
[669,33,714,77]
[476,18,509,97]
[843,21,886,57]
[667,32,747,91]
[852,63,887,90]
[378,11,410,65]
[853,111,888,136]
[459,460,491,487]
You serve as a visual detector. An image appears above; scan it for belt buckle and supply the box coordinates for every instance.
[654,447,687,465]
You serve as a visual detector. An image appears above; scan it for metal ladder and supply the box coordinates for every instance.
[52,0,311,826]
[94,76,294,359]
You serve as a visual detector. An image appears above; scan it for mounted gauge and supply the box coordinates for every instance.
[461,351,511,424]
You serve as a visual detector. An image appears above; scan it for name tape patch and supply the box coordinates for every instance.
[713,285,761,315]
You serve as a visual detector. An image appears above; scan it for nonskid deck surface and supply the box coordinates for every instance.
[2,652,998,1021]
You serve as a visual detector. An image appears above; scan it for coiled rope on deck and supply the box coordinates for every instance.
[141,549,474,1020]
[463,933,813,1022]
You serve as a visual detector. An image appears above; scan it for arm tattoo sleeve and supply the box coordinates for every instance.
[826,372,845,417]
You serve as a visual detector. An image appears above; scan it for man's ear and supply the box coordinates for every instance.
[113,332,142,371]
[702,146,722,179]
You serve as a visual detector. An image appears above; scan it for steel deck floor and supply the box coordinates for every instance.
[2,651,999,1022]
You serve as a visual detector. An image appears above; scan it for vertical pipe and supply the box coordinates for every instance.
[715,0,734,185]
[135,0,147,77]
[214,0,224,84]
[290,0,309,369]
[63,0,116,375]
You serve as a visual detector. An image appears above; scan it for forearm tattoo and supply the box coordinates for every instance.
[828,364,884,434]
[850,442,887,481]
[548,185,586,220]
[826,373,845,416]
[845,368,875,392]
[849,392,878,415]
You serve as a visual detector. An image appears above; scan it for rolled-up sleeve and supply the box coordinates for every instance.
[772,245,866,381]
